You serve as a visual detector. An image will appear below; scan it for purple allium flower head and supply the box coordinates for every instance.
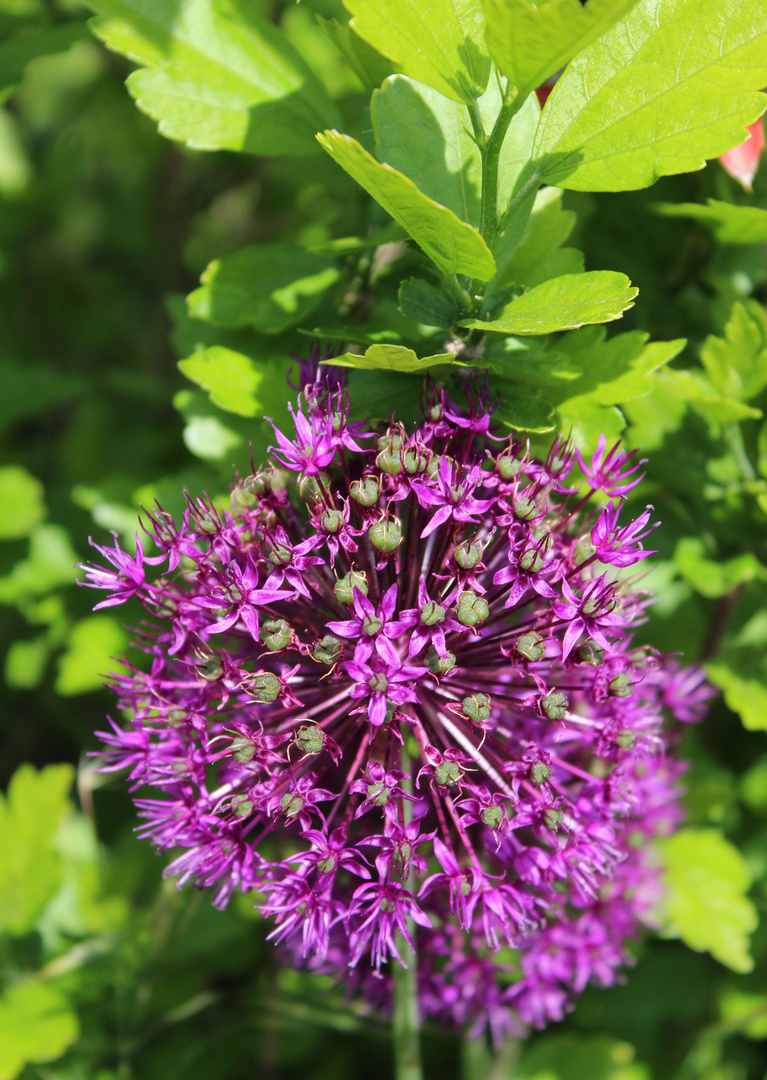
[82,366,709,1040]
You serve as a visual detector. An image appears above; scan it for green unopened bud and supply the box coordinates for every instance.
[516,632,544,662]
[544,807,564,829]
[312,634,342,665]
[363,615,383,636]
[369,518,402,553]
[497,454,522,479]
[482,805,504,830]
[582,595,601,616]
[574,539,596,565]
[377,432,402,453]
[461,693,491,723]
[425,646,456,676]
[231,794,254,818]
[609,673,633,698]
[166,708,187,728]
[252,671,281,702]
[334,570,368,603]
[298,472,327,501]
[426,455,440,479]
[541,690,568,720]
[434,760,463,787]
[519,548,544,573]
[321,508,344,534]
[197,657,223,681]
[350,476,380,507]
[231,484,257,509]
[280,791,304,818]
[294,723,325,756]
[420,600,446,626]
[244,472,269,496]
[196,513,218,535]
[457,591,489,626]
[575,642,603,666]
[403,447,429,475]
[454,540,482,569]
[429,403,443,422]
[266,541,292,567]
[616,729,637,750]
[230,736,255,764]
[260,617,292,651]
[367,781,390,807]
[514,495,538,521]
[531,761,551,786]
[376,448,403,475]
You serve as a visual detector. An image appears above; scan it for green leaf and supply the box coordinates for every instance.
[654,198,767,245]
[0,981,79,1080]
[372,74,539,227]
[342,0,490,103]
[706,663,767,732]
[720,990,767,1040]
[328,343,455,372]
[87,0,340,155]
[665,368,763,434]
[55,615,128,696]
[517,1033,649,1080]
[700,301,767,401]
[461,271,636,334]
[674,537,767,598]
[0,763,74,936]
[492,187,583,290]
[179,347,269,416]
[316,15,394,93]
[0,524,76,605]
[489,382,556,431]
[317,130,496,281]
[5,636,50,690]
[0,360,83,436]
[531,0,767,191]
[484,0,639,98]
[659,828,757,973]
[188,243,339,334]
[0,466,45,539]
[398,278,456,327]
[0,24,86,95]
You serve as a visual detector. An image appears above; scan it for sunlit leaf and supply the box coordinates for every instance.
[0,466,45,539]
[0,981,79,1080]
[55,615,128,696]
[328,343,455,372]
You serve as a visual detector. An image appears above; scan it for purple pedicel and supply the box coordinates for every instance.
[81,359,709,1039]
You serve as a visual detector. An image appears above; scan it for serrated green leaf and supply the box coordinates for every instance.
[483,335,579,385]
[461,271,636,334]
[488,381,556,431]
[654,198,767,245]
[706,663,767,732]
[342,0,490,103]
[398,278,455,327]
[316,15,394,92]
[0,23,85,94]
[0,981,79,1080]
[484,0,639,98]
[531,0,767,192]
[492,186,583,290]
[0,763,74,935]
[87,0,340,155]
[556,394,626,448]
[372,74,539,226]
[674,537,767,598]
[346,370,424,423]
[317,130,496,280]
[660,828,757,972]
[55,615,128,696]
[179,347,267,416]
[0,465,45,539]
[623,374,689,450]
[665,368,763,434]
[700,301,767,401]
[328,343,455,372]
[188,243,339,334]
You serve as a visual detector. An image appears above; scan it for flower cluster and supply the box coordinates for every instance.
[82,362,711,1039]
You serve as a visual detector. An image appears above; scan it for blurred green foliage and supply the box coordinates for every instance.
[0,0,766,1078]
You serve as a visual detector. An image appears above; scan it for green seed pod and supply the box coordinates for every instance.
[230,735,256,764]
[334,570,369,604]
[231,794,254,819]
[434,760,463,787]
[197,657,223,682]
[231,484,257,509]
[457,592,489,626]
[377,431,402,453]
[513,495,538,522]
[321,508,344,534]
[350,476,380,507]
[461,693,491,723]
[531,761,551,786]
[574,539,596,565]
[369,518,402,553]
[367,781,390,806]
[362,615,383,636]
[616,729,637,750]
[259,618,292,651]
[575,642,603,666]
[541,690,568,720]
[497,454,522,479]
[294,723,325,756]
[454,540,482,569]
[609,673,633,698]
[519,548,544,573]
[166,708,187,728]
[252,671,281,703]
[543,807,564,829]
[420,600,446,626]
[403,447,429,475]
[266,541,292,567]
[376,448,403,475]
[425,646,456,676]
[312,634,343,666]
[280,791,305,818]
[482,805,504,830]
[298,471,330,502]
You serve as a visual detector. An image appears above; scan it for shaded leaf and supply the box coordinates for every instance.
[665,368,763,434]
[516,1032,649,1080]
[707,663,767,733]
[180,347,269,417]
[87,0,340,155]
[492,187,583,290]
[0,466,45,539]
[315,15,394,93]
[317,130,496,280]
[461,271,636,334]
[342,0,490,103]
[398,278,455,327]
[0,525,77,604]
[489,382,556,431]
[188,243,339,334]
[674,537,767,598]
[484,0,639,98]
[660,828,757,973]
[654,198,767,245]
[532,0,767,191]
[0,23,85,95]
[0,981,79,1080]
[55,615,128,696]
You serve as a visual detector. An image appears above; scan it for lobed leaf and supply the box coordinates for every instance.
[699,301,767,402]
[532,0,767,191]
[87,0,340,155]
[342,0,490,103]
[654,198,767,245]
[460,271,637,334]
[484,0,639,98]
[0,982,79,1080]
[707,663,767,733]
[327,343,455,372]
[317,130,496,280]
[0,466,46,539]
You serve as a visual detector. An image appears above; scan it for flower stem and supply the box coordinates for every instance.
[392,936,423,1080]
